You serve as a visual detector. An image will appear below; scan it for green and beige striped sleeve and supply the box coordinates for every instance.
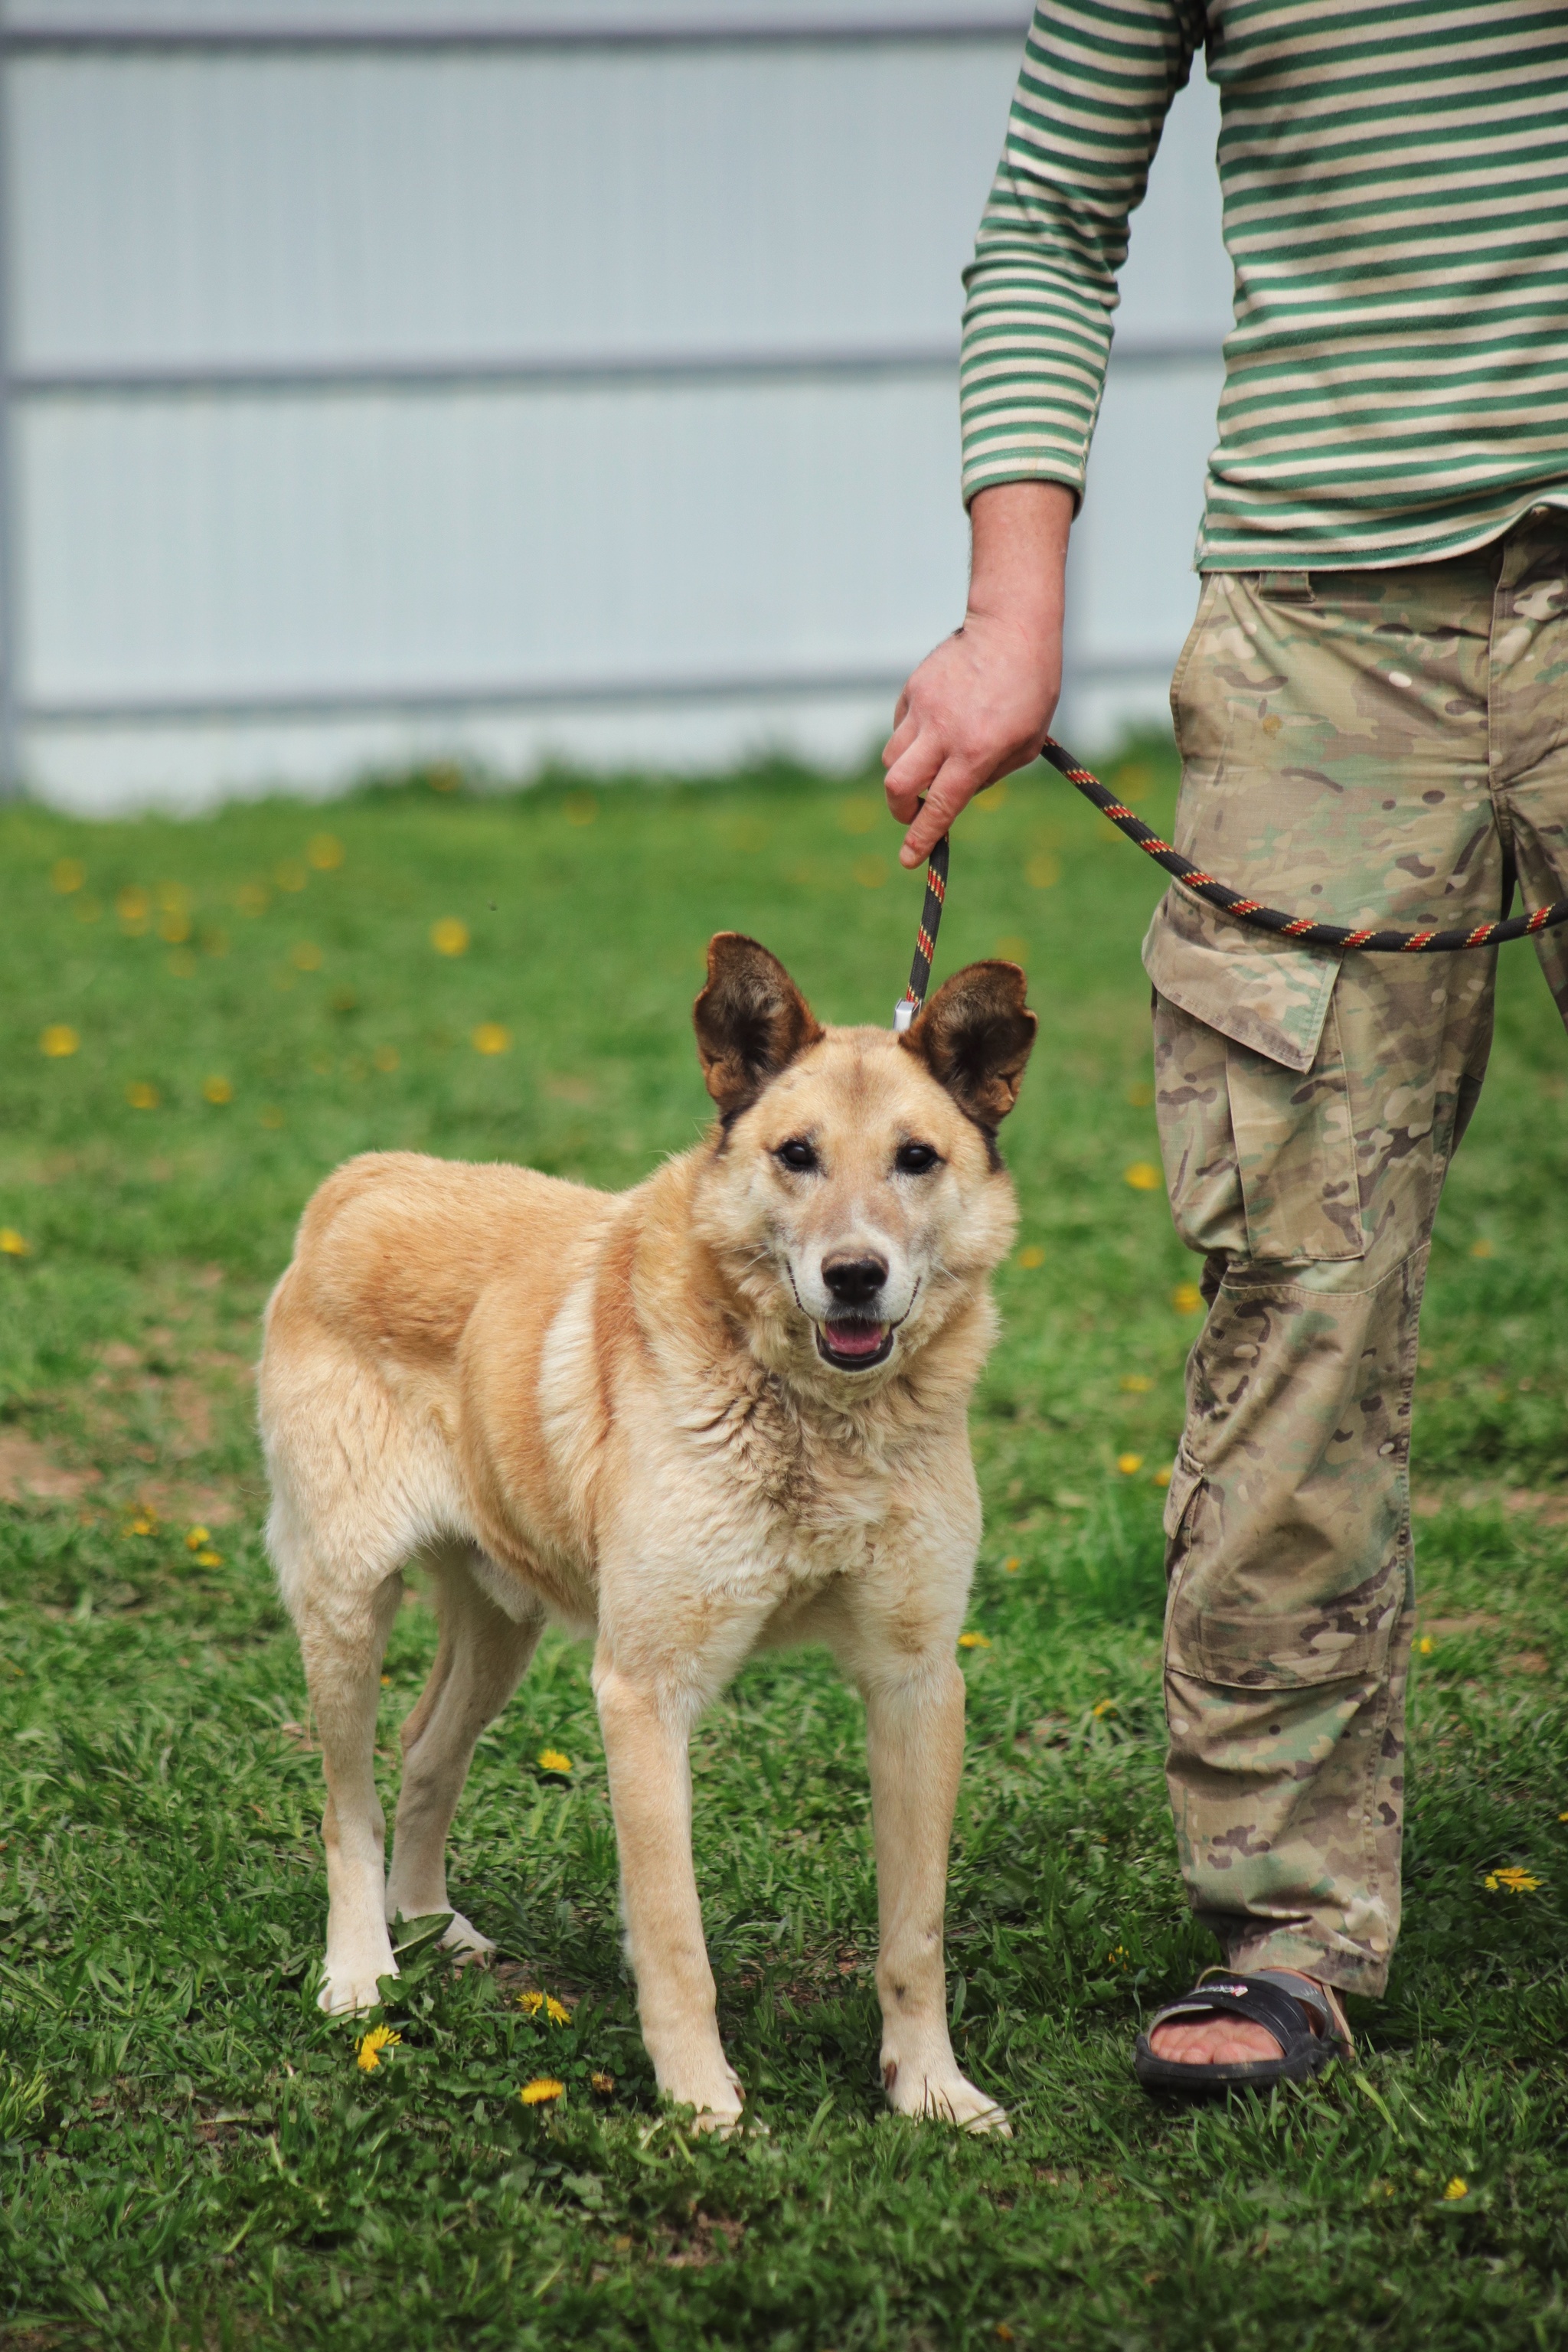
[960,0,1204,508]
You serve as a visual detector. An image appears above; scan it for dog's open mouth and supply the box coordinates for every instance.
[816,1318,894,1371]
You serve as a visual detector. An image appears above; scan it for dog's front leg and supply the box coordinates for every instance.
[594,1660,744,2131]
[867,1658,1009,2135]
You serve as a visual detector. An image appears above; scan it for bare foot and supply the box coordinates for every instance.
[1148,1969,1342,2067]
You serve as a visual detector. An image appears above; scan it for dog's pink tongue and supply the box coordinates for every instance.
[825,1320,885,1357]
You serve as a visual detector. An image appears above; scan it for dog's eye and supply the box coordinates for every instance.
[895,1142,941,1175]
[775,1138,818,1173]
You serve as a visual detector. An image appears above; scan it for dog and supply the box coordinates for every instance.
[259,933,1034,2132]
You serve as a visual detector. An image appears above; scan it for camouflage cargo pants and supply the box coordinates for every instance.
[1144,508,1568,1995]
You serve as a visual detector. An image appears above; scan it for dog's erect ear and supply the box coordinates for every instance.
[694,933,825,1119]
[900,961,1037,1129]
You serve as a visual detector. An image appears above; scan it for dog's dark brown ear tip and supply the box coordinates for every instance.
[900,959,1037,1130]
[693,934,824,1119]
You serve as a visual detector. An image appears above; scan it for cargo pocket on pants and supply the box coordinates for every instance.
[1227,998,1363,1263]
[1167,1557,1405,1692]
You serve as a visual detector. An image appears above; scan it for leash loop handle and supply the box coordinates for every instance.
[1038,735,1568,954]
[890,731,1563,1035]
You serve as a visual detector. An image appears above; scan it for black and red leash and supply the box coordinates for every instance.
[894,733,1568,1022]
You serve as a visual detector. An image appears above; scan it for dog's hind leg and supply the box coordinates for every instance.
[287,1560,407,2017]
[386,1546,543,1955]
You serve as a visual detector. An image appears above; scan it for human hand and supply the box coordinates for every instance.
[882,481,1073,868]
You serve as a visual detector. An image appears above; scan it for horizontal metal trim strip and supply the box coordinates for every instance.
[2,20,1031,58]
[18,667,914,727]
[12,348,960,398]
[1067,655,1187,681]
[9,341,1220,400]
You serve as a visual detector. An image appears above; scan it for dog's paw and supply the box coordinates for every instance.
[660,2060,746,2136]
[882,2056,1011,2136]
[439,1913,496,1962]
[318,1955,398,2017]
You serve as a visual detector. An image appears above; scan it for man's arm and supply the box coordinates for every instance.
[886,0,1201,866]
[883,482,1071,867]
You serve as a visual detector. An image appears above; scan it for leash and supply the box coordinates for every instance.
[893,732,1568,1023]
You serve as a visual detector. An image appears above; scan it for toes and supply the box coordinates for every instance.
[439,1913,496,1959]
[318,1968,394,2017]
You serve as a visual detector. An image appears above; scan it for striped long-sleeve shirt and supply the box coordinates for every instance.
[960,0,1568,569]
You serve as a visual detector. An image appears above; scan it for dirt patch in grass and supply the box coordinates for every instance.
[0,1428,100,1504]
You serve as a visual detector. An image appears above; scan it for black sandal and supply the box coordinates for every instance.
[1133,1968,1350,2096]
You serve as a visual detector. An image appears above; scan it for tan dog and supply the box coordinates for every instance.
[259,934,1034,2132]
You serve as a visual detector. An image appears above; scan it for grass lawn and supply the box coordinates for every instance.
[2,741,1567,2350]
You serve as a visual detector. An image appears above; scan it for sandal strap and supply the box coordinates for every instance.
[1144,1971,1335,2060]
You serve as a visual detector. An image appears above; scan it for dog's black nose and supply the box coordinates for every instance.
[822,1254,888,1305]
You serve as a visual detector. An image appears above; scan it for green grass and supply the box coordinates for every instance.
[2,740,1567,2350]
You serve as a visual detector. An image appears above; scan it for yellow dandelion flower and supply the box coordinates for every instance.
[1026,852,1060,890]
[236,881,269,916]
[185,1527,211,1550]
[430,918,469,957]
[307,834,345,871]
[1442,2177,1468,2200]
[1559,1811,1568,1823]
[1003,1556,1021,1575]
[1107,1945,1129,1968]
[590,2070,615,2096]
[537,1748,573,1774]
[289,941,322,972]
[1485,1867,1541,1893]
[472,1023,511,1056]
[126,1080,158,1110]
[1417,1635,1435,1655]
[1116,1452,1144,1475]
[260,1106,286,1130]
[0,1230,29,1257]
[958,1631,991,1649]
[1017,1244,1045,1269]
[1469,1238,1494,1259]
[1119,1374,1153,1393]
[40,1024,79,1058]
[1123,1161,1161,1192]
[194,1550,223,1568]
[158,911,191,945]
[564,795,596,827]
[1091,1698,1117,1720]
[852,855,888,890]
[519,2077,564,2105]
[373,1044,400,1073]
[202,1076,234,1105]
[993,936,1028,962]
[355,2024,400,2073]
[51,858,85,895]
[430,764,462,795]
[1154,1465,1172,1488]
[518,1989,570,2024]
[1171,1282,1204,1315]
[116,886,150,924]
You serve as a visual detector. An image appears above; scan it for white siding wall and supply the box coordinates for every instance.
[2,5,1227,811]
